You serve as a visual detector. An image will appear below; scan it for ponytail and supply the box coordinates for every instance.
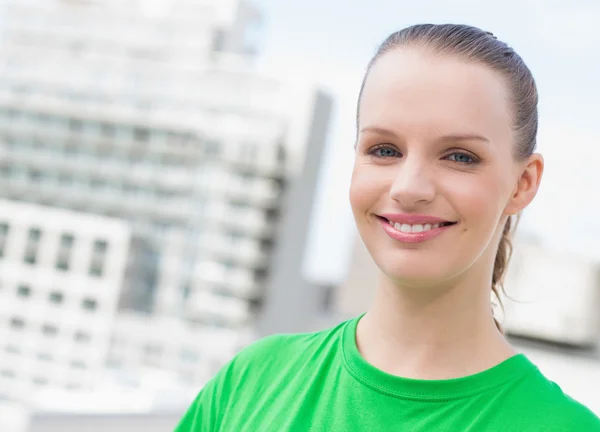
[491,214,520,333]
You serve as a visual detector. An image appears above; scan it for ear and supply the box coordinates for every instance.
[503,153,544,216]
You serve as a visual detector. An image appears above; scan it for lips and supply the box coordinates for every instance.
[375,214,458,244]
[378,213,457,225]
[378,216,456,233]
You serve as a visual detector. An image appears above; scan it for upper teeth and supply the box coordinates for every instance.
[390,221,442,233]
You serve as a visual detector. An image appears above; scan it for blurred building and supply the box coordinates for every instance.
[0,0,331,335]
[26,369,197,432]
[0,1,333,423]
[26,386,192,432]
[0,199,131,402]
[331,235,378,320]
[0,399,30,432]
[106,311,253,386]
[502,239,600,346]
[29,412,181,432]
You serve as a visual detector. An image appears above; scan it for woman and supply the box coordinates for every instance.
[177,24,600,431]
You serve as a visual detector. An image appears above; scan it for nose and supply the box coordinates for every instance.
[388,155,436,207]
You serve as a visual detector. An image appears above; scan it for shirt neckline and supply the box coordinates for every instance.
[341,314,538,401]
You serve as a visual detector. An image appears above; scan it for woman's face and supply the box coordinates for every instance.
[350,48,541,288]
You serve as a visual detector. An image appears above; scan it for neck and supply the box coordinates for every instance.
[356,272,516,380]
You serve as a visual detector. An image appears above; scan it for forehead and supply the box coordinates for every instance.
[359,48,513,141]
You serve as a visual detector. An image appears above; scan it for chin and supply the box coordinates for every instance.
[373,252,457,289]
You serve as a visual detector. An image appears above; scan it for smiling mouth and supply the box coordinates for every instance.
[377,216,457,234]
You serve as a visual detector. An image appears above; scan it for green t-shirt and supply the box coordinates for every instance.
[176,316,600,431]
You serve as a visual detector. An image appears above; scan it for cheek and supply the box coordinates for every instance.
[349,165,384,216]
[349,173,366,217]
[446,171,507,227]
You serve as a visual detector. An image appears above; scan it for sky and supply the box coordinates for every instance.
[253,0,600,284]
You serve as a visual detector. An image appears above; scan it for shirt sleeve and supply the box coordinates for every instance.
[173,360,234,432]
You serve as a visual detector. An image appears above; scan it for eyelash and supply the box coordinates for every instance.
[368,144,479,165]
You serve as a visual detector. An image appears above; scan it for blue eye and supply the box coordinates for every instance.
[447,152,477,164]
[370,146,400,158]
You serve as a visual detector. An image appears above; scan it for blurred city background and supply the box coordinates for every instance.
[0,0,599,430]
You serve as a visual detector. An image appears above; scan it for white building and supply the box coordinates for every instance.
[0,199,131,402]
[502,239,600,346]
[106,311,254,387]
[0,0,332,335]
[0,399,30,432]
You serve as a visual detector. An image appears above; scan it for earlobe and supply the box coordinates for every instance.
[504,153,544,216]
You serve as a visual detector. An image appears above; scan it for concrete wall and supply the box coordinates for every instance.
[334,235,378,319]
[256,90,333,336]
[29,412,182,432]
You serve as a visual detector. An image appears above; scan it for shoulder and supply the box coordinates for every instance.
[229,318,349,376]
[174,319,352,431]
[511,367,600,431]
[540,393,600,431]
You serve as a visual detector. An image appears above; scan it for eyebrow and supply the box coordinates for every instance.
[359,126,490,144]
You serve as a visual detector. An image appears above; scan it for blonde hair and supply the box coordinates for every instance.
[492,214,520,332]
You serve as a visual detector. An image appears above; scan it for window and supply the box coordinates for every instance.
[204,140,220,157]
[260,238,274,253]
[0,165,12,178]
[241,142,257,161]
[16,284,31,298]
[254,268,268,282]
[24,228,42,264]
[49,291,64,304]
[82,297,98,311]
[116,125,132,141]
[4,344,20,355]
[66,383,82,391]
[64,145,78,158]
[100,122,115,137]
[277,144,286,162]
[83,120,101,136]
[37,352,53,362]
[229,202,247,211]
[134,127,150,142]
[1,370,16,379]
[144,344,163,357]
[3,136,16,150]
[42,324,58,337]
[69,118,82,132]
[106,358,122,369]
[180,349,199,363]
[32,377,48,386]
[222,260,235,271]
[0,223,9,258]
[5,108,18,120]
[58,172,74,185]
[70,360,87,369]
[227,231,243,245]
[90,178,105,189]
[56,233,75,271]
[89,239,108,277]
[74,331,91,343]
[182,283,192,300]
[211,29,226,52]
[320,285,334,313]
[266,209,279,222]
[10,317,25,330]
[123,183,140,195]
[239,171,253,181]
[36,112,52,126]
[29,169,43,182]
